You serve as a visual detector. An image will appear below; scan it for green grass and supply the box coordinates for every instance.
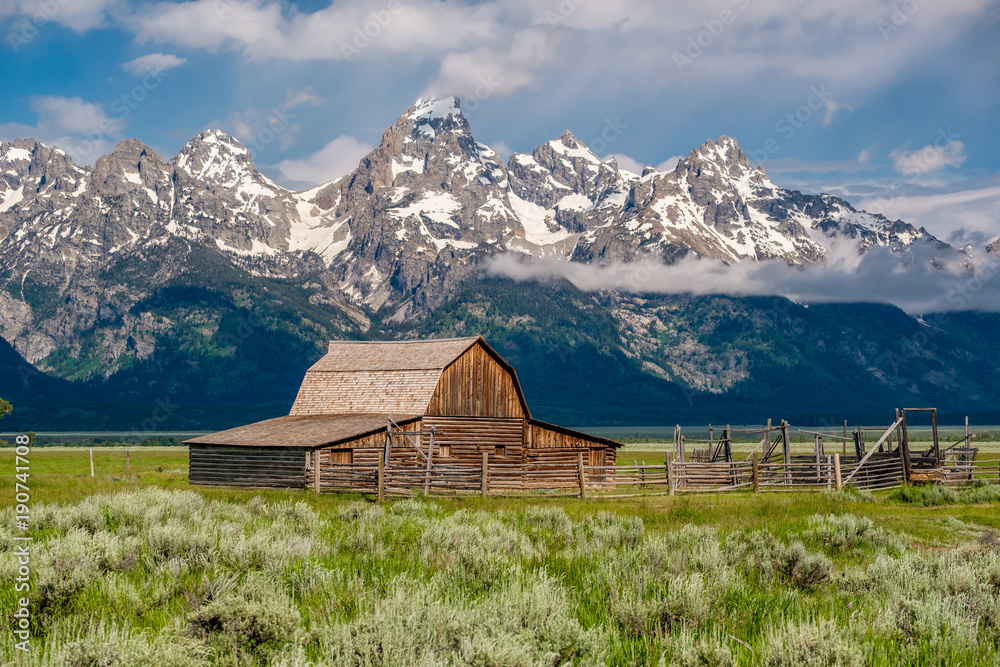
[1,449,999,665]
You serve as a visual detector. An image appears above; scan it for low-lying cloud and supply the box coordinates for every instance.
[486,244,1000,315]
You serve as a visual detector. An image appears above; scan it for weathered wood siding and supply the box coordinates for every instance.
[524,423,617,471]
[310,420,422,468]
[528,423,601,449]
[426,343,526,419]
[189,446,307,489]
[422,416,525,463]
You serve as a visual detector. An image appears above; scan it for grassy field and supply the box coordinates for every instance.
[2,448,1000,665]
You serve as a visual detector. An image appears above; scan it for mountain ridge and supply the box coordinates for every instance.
[3,97,998,430]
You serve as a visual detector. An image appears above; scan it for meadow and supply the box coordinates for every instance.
[1,448,999,666]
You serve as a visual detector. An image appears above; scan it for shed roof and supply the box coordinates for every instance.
[184,413,419,450]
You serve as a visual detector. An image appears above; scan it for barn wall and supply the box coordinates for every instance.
[189,446,307,489]
[311,420,422,468]
[425,343,526,419]
[422,416,525,463]
[525,423,617,469]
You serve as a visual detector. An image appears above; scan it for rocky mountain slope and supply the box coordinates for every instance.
[0,97,990,429]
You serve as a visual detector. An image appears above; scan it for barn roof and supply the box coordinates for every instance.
[308,338,480,372]
[184,414,420,449]
[289,336,530,418]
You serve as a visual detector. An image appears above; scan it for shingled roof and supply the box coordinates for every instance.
[289,337,521,417]
[185,414,420,449]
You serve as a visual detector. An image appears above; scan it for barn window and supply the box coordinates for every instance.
[329,449,353,465]
[437,445,451,458]
[495,445,506,457]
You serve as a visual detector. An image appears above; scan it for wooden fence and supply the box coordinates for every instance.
[307,451,997,499]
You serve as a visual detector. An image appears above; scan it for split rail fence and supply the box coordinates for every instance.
[308,451,1000,500]
[305,408,1000,499]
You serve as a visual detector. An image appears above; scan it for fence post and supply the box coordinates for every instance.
[834,453,842,491]
[752,450,759,493]
[125,450,130,475]
[667,457,675,496]
[90,448,94,478]
[481,451,489,499]
[578,451,587,499]
[313,451,322,492]
[377,451,385,503]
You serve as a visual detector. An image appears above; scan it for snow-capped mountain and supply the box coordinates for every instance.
[0,96,960,366]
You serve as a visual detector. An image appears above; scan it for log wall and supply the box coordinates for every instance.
[426,343,526,419]
[189,446,307,489]
[422,416,525,463]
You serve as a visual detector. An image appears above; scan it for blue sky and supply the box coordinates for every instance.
[1,0,998,243]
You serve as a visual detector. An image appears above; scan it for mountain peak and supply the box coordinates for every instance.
[407,97,462,121]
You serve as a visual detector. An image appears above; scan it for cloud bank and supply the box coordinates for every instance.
[486,244,1000,315]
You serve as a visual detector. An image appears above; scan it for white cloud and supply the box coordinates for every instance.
[275,135,373,186]
[606,153,680,175]
[130,0,498,61]
[121,53,187,76]
[423,28,554,99]
[822,98,855,127]
[890,140,966,175]
[857,149,870,163]
[0,96,126,165]
[490,141,512,161]
[0,0,117,32]
[487,242,998,315]
[222,87,323,152]
[858,182,1000,240]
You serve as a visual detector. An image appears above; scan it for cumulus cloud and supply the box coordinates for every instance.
[422,28,554,99]
[222,87,323,152]
[822,98,855,127]
[606,153,681,175]
[858,183,1000,241]
[0,96,126,165]
[129,0,498,61]
[0,0,117,32]
[487,242,1000,315]
[857,149,870,163]
[891,140,966,175]
[121,53,187,76]
[275,135,373,186]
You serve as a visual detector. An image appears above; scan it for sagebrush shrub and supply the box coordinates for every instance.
[761,618,864,667]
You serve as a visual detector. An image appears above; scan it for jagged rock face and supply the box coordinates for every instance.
[170,130,301,256]
[505,131,634,248]
[298,97,521,311]
[575,136,930,266]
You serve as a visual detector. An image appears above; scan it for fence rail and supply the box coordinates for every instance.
[303,450,998,498]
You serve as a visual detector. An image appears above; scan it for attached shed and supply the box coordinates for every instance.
[186,337,621,491]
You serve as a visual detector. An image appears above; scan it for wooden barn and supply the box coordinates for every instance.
[186,337,621,492]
